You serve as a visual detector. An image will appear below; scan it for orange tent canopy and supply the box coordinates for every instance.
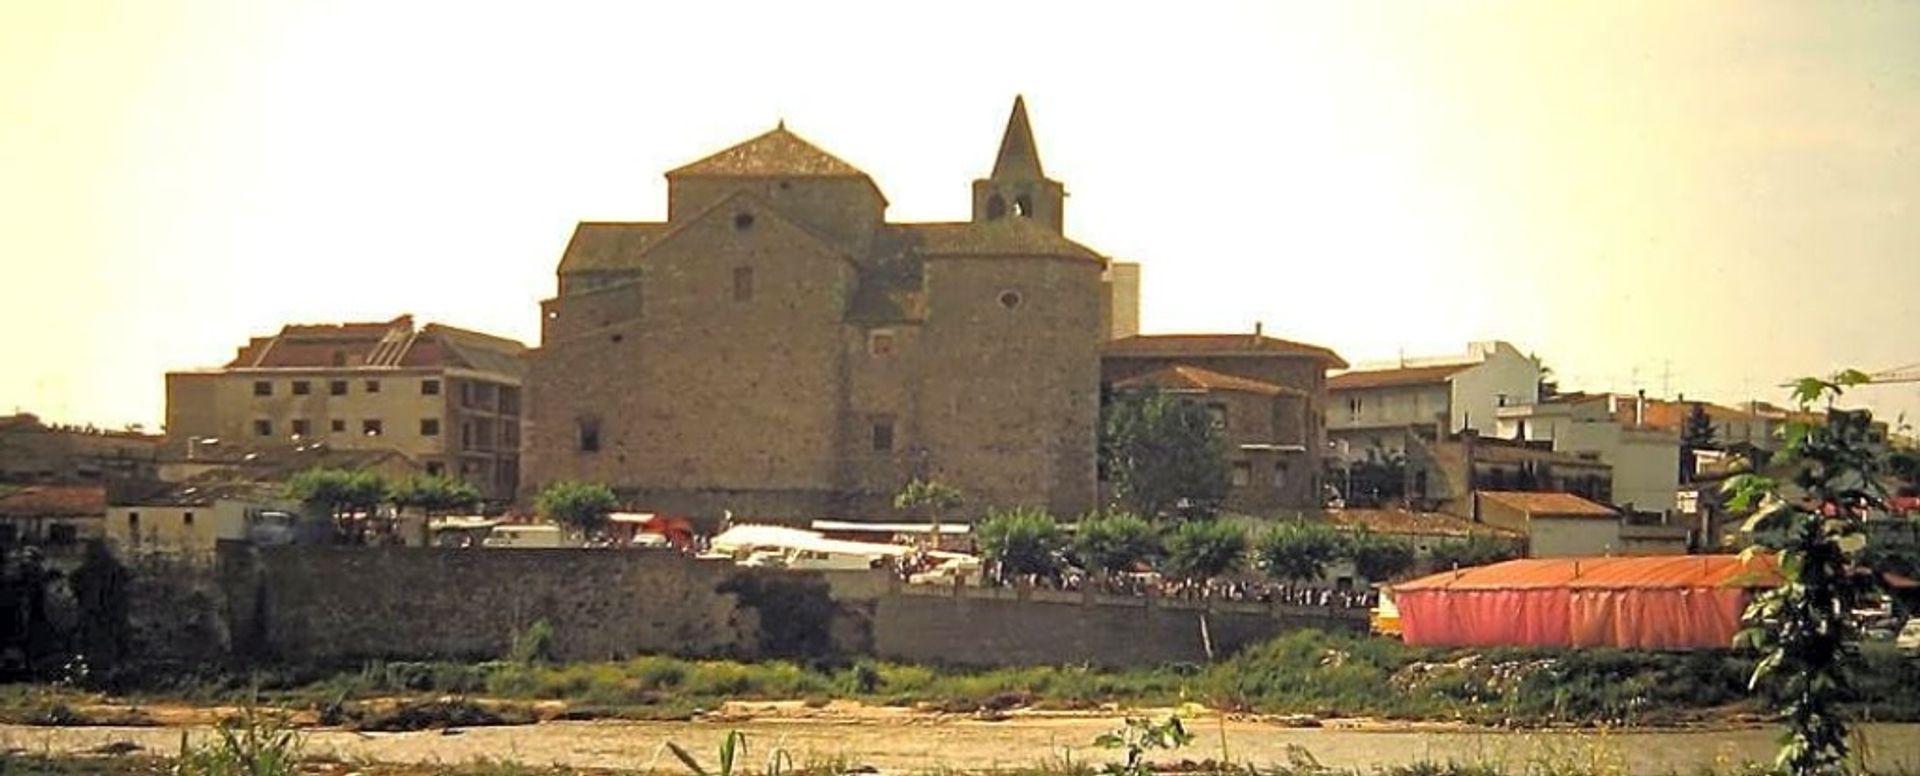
[1396,554,1781,592]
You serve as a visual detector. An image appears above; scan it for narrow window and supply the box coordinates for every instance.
[1206,402,1228,431]
[253,419,272,437]
[330,419,346,433]
[1014,195,1033,218]
[183,512,195,526]
[328,380,346,396]
[128,512,140,531]
[292,381,311,396]
[422,379,441,396]
[1231,460,1252,487]
[420,418,441,436]
[291,419,311,437]
[365,379,382,394]
[253,381,272,397]
[426,461,446,477]
[733,266,754,302]
[871,417,895,452]
[577,417,601,453]
[868,330,896,356]
[363,419,383,437]
[1272,462,1289,489]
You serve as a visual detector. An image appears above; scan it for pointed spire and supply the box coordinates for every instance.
[991,95,1044,179]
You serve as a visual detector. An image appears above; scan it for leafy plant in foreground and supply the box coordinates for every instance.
[1093,714,1193,776]
[1726,370,1889,776]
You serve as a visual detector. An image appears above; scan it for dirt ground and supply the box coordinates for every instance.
[5,701,1919,773]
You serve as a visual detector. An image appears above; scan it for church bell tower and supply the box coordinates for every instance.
[972,96,1066,232]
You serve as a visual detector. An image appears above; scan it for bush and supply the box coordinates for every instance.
[1163,519,1247,581]
[1348,532,1418,583]
[977,507,1066,577]
[1253,521,1346,583]
[507,619,556,665]
[1073,513,1162,574]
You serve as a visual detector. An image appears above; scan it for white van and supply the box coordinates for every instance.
[481,524,579,549]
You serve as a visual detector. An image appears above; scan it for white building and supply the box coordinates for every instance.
[1495,393,1681,515]
[1326,341,1541,460]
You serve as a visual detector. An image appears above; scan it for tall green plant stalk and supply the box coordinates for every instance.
[1726,370,1888,776]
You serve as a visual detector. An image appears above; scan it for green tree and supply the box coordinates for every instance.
[1101,391,1230,520]
[1162,519,1246,582]
[533,481,618,537]
[1073,513,1163,574]
[1680,402,1720,484]
[286,468,389,542]
[389,474,483,517]
[1426,534,1522,571]
[1726,370,1888,776]
[894,478,965,547]
[1253,521,1346,583]
[1346,531,1418,583]
[976,507,1066,578]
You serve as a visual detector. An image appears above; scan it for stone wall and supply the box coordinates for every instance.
[872,584,1366,668]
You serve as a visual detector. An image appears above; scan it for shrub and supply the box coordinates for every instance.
[977,507,1066,577]
[1162,519,1246,581]
[1073,513,1162,574]
[1253,521,1346,583]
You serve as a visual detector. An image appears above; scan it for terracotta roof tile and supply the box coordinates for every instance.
[0,485,107,517]
[1114,365,1302,397]
[1104,334,1348,368]
[1478,490,1617,518]
[1328,363,1473,391]
[667,126,868,178]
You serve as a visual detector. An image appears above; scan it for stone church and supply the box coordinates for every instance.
[524,98,1127,519]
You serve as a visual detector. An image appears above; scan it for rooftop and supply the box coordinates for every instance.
[1112,365,1302,397]
[1477,490,1618,518]
[1396,554,1781,592]
[1103,334,1348,368]
[1328,363,1473,391]
[0,485,107,517]
[667,125,870,178]
[216,316,526,377]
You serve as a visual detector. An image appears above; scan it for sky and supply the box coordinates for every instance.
[3,1,1917,432]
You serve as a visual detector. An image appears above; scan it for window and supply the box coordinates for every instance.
[292,380,311,395]
[733,266,754,302]
[1347,397,1363,422]
[426,461,445,476]
[420,418,440,436]
[253,419,272,437]
[1014,195,1033,218]
[577,417,601,453]
[998,289,1023,309]
[252,381,272,396]
[1231,460,1252,487]
[734,212,755,230]
[128,512,139,530]
[183,512,195,526]
[422,379,441,396]
[1272,462,1289,489]
[362,419,383,436]
[48,524,77,544]
[871,416,895,452]
[330,419,346,433]
[291,419,310,437]
[868,330,896,356]
[365,379,381,394]
[1206,402,1228,431]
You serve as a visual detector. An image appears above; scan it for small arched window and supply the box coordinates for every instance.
[985,194,1007,220]
[1014,195,1033,218]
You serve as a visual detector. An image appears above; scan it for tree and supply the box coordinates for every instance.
[1252,521,1345,583]
[286,468,389,542]
[1101,391,1231,520]
[1726,370,1888,776]
[1073,513,1162,574]
[894,478,964,548]
[389,475,483,517]
[976,507,1065,578]
[1346,532,1418,583]
[1162,519,1246,582]
[1680,403,1720,484]
[1426,534,1522,571]
[533,481,618,537]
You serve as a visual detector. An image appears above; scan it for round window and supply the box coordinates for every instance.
[998,290,1023,310]
[734,212,755,230]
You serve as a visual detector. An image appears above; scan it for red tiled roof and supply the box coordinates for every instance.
[1397,554,1781,592]
[0,485,107,518]
[1327,363,1472,391]
[1478,490,1617,518]
[1113,365,1304,397]
[667,126,868,178]
[1103,334,1347,368]
[218,316,524,375]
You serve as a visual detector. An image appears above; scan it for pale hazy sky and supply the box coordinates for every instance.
[4,2,1917,431]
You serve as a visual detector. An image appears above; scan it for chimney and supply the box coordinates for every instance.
[1636,389,1646,427]
[1254,321,1264,337]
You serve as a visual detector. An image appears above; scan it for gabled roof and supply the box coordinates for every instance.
[667,125,869,178]
[1477,490,1617,518]
[1327,363,1473,391]
[894,220,1102,263]
[1103,334,1348,368]
[217,317,526,376]
[1113,365,1303,397]
[425,324,528,378]
[556,222,670,274]
[0,485,107,518]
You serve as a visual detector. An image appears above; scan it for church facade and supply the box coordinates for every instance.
[523,99,1114,519]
